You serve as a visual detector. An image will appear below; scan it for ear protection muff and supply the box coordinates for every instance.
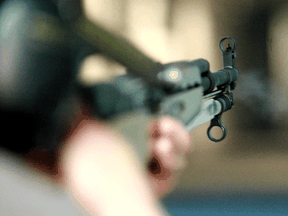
[0,0,81,153]
[0,0,73,115]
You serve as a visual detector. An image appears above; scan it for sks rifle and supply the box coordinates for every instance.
[0,1,239,216]
[0,0,239,161]
[72,17,239,153]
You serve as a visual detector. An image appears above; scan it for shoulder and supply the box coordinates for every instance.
[0,148,88,216]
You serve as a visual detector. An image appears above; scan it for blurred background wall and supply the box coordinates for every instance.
[80,0,288,201]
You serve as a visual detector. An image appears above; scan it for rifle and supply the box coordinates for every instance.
[69,13,239,216]
[0,0,238,160]
[72,16,239,143]
[0,1,239,215]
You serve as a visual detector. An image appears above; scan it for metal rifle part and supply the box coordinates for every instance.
[68,8,239,142]
[186,98,222,131]
[206,37,238,141]
[86,38,238,142]
[156,37,238,142]
[64,8,238,142]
